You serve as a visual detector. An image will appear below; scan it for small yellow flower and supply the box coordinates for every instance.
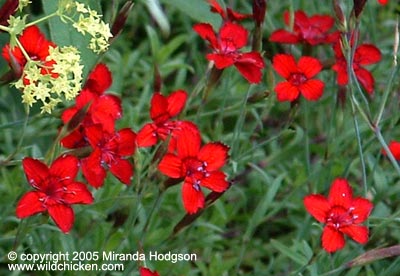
[14,46,83,114]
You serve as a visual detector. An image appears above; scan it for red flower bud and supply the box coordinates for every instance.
[252,0,266,26]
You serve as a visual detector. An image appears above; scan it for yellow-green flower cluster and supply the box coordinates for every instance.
[15,46,83,114]
[18,0,31,12]
[71,2,113,54]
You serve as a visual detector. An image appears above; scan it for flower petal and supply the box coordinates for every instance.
[49,154,79,181]
[167,90,187,118]
[332,61,349,86]
[274,81,300,102]
[16,191,47,218]
[136,123,158,148]
[269,29,300,44]
[176,128,201,158]
[182,180,205,214]
[109,158,134,185]
[297,56,322,79]
[355,44,382,65]
[207,53,235,69]
[90,95,122,133]
[84,124,104,148]
[328,178,353,209]
[63,182,94,205]
[193,23,218,49]
[299,79,324,101]
[81,149,106,188]
[309,15,335,33]
[140,267,160,276]
[234,52,265,83]
[355,67,375,94]
[351,197,373,223]
[340,225,369,244]
[322,225,345,252]
[113,128,136,156]
[219,22,248,49]
[47,204,74,233]
[303,194,330,223]
[201,171,229,192]
[158,153,184,178]
[383,141,400,160]
[198,142,229,171]
[150,92,169,123]
[272,54,297,79]
[84,63,112,94]
[22,157,49,189]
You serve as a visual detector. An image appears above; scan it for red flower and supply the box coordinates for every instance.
[81,125,136,188]
[382,141,400,160]
[83,63,113,94]
[272,54,324,102]
[208,0,251,22]
[140,267,160,276]
[378,0,388,5]
[193,22,265,83]
[2,25,56,76]
[270,10,338,45]
[332,41,382,94]
[16,155,94,233]
[137,90,197,149]
[158,128,229,214]
[61,64,122,149]
[304,178,373,253]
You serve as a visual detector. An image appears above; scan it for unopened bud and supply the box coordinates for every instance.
[253,0,266,26]
[110,1,134,42]
[352,0,367,19]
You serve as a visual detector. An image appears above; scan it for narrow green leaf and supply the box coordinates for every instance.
[160,0,220,27]
[270,239,309,266]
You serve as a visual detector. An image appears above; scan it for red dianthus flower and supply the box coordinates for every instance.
[16,155,94,233]
[158,128,229,214]
[193,21,265,83]
[332,41,382,94]
[272,54,324,102]
[304,178,373,252]
[270,10,338,45]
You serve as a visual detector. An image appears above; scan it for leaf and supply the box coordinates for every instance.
[41,0,103,79]
[270,239,309,266]
[160,0,221,28]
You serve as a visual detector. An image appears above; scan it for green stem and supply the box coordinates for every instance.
[349,97,368,196]
[26,12,59,27]
[231,86,252,157]
[375,127,400,175]
[139,190,164,242]
[0,24,10,32]
[303,100,311,178]
[15,38,32,63]
[375,62,399,126]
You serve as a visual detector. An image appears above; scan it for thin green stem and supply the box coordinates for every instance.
[26,12,59,27]
[375,62,399,126]
[15,38,32,63]
[349,97,368,196]
[231,86,252,157]
[303,100,311,178]
[375,127,400,175]
[139,190,164,242]
[1,106,30,165]
[0,24,10,32]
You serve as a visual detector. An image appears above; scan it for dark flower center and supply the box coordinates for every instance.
[288,73,307,86]
[325,206,358,229]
